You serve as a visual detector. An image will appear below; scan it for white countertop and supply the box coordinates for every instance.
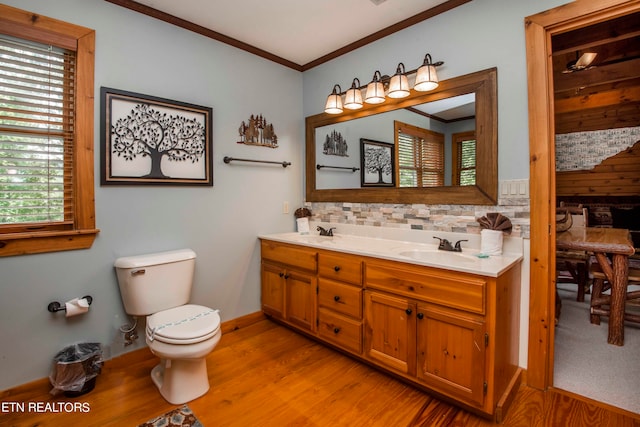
[259,224,523,277]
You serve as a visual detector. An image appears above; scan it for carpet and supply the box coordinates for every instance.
[554,283,640,414]
[138,405,203,427]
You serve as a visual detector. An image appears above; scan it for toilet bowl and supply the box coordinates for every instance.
[145,304,221,404]
[114,249,222,405]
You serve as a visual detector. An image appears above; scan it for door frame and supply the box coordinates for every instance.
[525,0,640,390]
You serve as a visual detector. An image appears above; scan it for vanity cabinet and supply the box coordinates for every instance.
[260,237,521,421]
[260,240,317,333]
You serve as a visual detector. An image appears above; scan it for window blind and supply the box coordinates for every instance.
[0,35,75,226]
[397,125,444,187]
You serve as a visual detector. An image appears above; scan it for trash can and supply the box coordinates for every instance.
[49,343,103,397]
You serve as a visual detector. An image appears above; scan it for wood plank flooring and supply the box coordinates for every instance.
[2,319,640,426]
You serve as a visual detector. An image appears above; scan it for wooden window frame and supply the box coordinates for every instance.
[451,131,476,186]
[0,5,98,256]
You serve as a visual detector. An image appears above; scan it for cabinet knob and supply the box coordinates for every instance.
[334,295,341,302]
[405,308,412,315]
[284,274,290,279]
[334,266,341,272]
[333,327,341,334]
[417,312,424,320]
[279,272,284,278]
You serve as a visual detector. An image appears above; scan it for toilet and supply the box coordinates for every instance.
[114,249,221,405]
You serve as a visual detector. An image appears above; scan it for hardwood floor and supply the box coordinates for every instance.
[2,319,640,426]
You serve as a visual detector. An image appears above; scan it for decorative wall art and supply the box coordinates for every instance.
[360,138,395,187]
[100,87,213,186]
[323,130,349,156]
[237,114,278,148]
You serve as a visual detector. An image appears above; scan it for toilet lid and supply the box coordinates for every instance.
[147,304,220,343]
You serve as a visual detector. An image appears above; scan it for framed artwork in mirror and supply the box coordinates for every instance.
[360,138,395,187]
[100,87,213,186]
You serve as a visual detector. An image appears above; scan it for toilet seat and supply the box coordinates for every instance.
[147,304,220,345]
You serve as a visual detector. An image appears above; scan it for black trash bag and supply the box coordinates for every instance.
[49,342,103,396]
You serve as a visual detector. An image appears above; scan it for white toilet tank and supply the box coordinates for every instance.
[114,249,197,316]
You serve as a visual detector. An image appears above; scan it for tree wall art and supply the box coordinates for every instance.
[360,138,395,187]
[100,87,213,185]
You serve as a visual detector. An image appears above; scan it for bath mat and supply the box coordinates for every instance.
[138,404,203,427]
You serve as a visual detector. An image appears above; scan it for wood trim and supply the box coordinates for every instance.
[104,0,471,71]
[524,0,640,391]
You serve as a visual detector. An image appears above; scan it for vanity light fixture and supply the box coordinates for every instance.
[344,78,363,110]
[387,63,410,98]
[324,84,343,114]
[323,53,444,114]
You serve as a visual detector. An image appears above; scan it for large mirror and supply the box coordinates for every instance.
[306,68,497,205]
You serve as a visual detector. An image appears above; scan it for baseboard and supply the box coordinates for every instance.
[0,311,266,397]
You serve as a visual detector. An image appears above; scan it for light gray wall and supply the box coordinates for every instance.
[0,0,303,390]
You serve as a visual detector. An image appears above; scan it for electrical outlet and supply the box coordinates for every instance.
[283,201,289,214]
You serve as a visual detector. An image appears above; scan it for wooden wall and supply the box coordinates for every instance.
[556,140,640,197]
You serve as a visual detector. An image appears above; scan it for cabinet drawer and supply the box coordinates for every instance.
[365,262,486,314]
[318,308,362,354]
[318,278,362,319]
[261,240,317,272]
[318,252,362,285]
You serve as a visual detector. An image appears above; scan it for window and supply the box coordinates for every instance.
[0,5,97,256]
[452,131,476,186]
[395,121,444,187]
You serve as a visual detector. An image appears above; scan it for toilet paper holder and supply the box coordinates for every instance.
[48,296,93,313]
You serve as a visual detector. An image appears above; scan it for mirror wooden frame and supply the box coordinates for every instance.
[305,68,497,205]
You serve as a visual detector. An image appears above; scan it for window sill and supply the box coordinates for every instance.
[0,229,100,257]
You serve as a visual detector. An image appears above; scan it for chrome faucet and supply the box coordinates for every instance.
[434,236,468,252]
[317,226,335,236]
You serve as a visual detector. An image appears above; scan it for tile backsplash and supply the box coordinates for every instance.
[307,196,530,238]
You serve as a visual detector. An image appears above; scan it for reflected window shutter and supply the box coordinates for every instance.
[0,35,75,226]
[397,124,443,187]
[458,139,476,186]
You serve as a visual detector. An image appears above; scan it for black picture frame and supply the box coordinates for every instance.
[360,138,395,187]
[100,87,213,186]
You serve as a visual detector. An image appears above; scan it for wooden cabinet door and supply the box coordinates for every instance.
[261,262,285,320]
[364,290,416,375]
[285,269,317,333]
[416,303,486,407]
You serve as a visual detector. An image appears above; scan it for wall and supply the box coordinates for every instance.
[0,0,303,390]
[302,0,572,368]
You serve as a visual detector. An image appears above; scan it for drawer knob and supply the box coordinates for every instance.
[334,295,341,302]
[334,266,341,272]
[406,308,412,315]
[333,327,341,334]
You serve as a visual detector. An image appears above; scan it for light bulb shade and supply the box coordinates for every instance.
[324,85,343,114]
[387,63,410,98]
[387,74,410,98]
[344,78,363,110]
[364,71,385,104]
[414,64,439,91]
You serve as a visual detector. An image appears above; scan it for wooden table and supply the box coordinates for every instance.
[556,226,635,345]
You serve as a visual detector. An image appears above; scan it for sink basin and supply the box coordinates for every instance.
[397,249,478,264]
